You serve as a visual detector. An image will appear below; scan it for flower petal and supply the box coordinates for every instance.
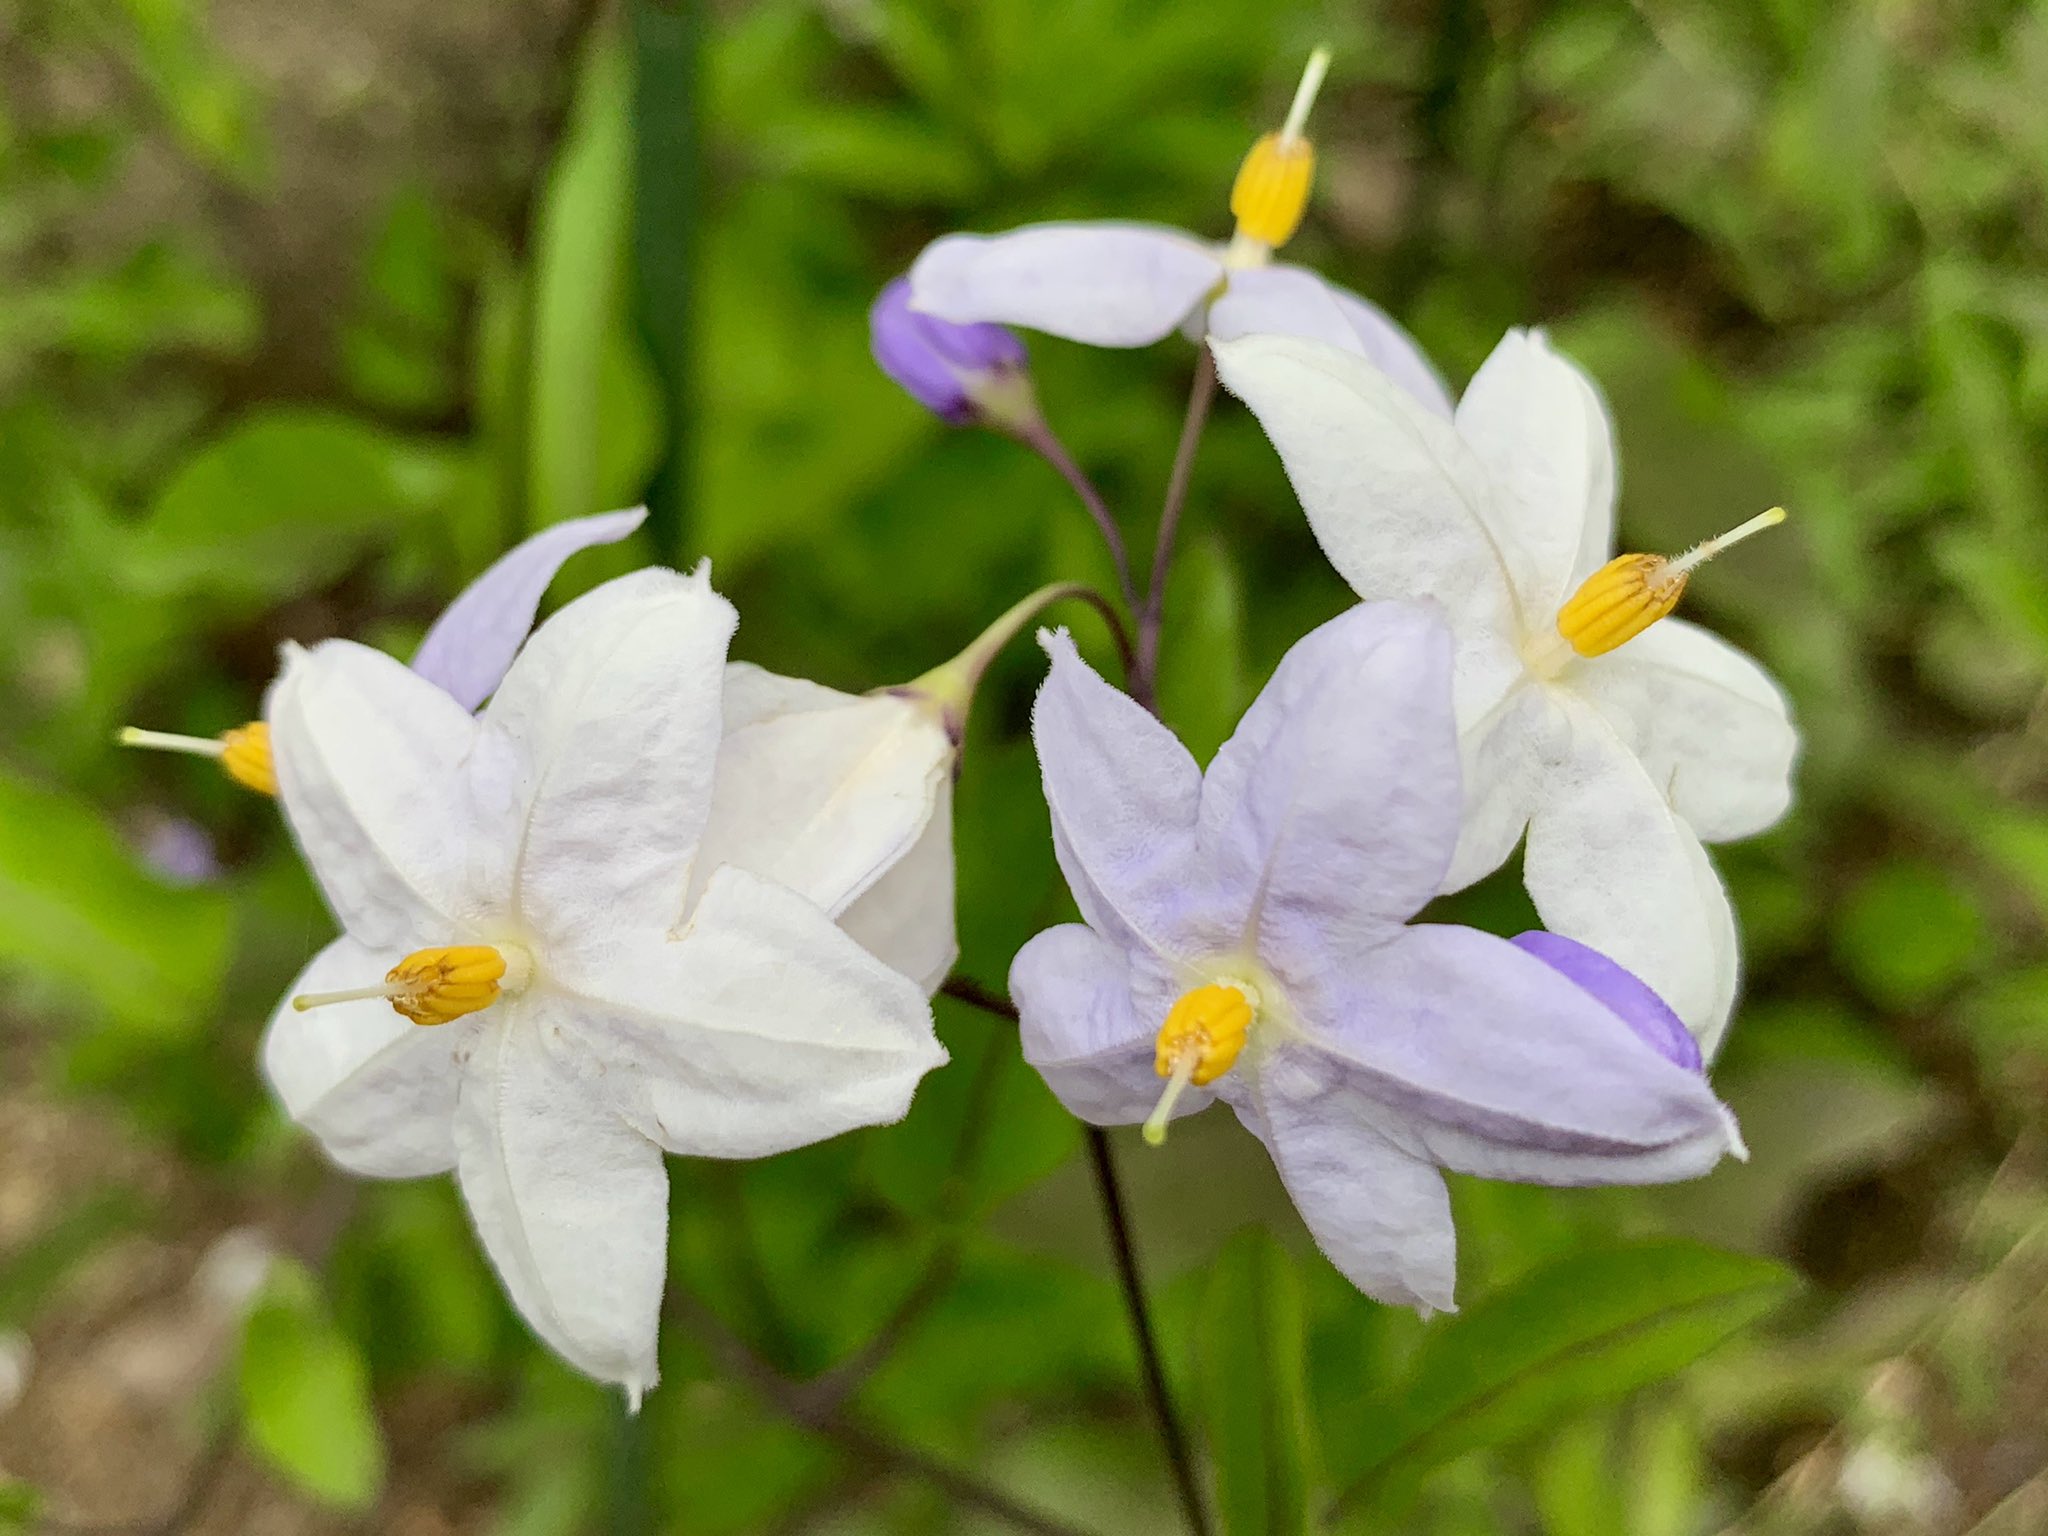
[1452,329,1618,613]
[1511,930,1700,1072]
[838,775,958,995]
[909,223,1222,347]
[1523,697,1742,1052]
[688,679,950,923]
[484,567,737,951]
[1031,629,1216,962]
[1297,923,1739,1185]
[1442,679,1565,893]
[1012,923,1199,1127]
[1238,1073,1456,1313]
[410,507,648,711]
[1573,618,1797,843]
[1197,603,1461,988]
[261,937,468,1177]
[1211,333,1522,656]
[1206,265,1452,417]
[453,1006,667,1403]
[556,866,944,1159]
[266,640,494,949]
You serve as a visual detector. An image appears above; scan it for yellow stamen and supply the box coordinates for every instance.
[119,720,276,797]
[293,944,527,1026]
[1555,507,1786,659]
[1142,984,1254,1146]
[1228,47,1331,254]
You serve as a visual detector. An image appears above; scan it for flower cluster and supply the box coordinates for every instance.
[150,47,1794,1405]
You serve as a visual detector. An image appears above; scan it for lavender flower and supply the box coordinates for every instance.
[1011,603,1742,1312]
[869,277,1035,430]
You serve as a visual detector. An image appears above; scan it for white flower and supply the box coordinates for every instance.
[259,568,945,1403]
[1213,328,1797,1055]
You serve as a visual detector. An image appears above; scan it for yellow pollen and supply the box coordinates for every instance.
[1227,47,1330,253]
[117,719,276,797]
[1142,984,1255,1146]
[292,944,523,1027]
[1554,507,1786,659]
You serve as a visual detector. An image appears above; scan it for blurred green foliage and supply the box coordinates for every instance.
[5,0,2048,1531]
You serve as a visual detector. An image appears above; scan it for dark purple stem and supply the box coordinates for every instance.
[1018,419,1139,616]
[1134,347,1219,710]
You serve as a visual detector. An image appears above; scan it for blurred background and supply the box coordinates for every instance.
[2,0,2045,1531]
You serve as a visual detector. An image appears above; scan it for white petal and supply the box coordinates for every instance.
[1523,698,1740,1046]
[720,660,849,732]
[484,568,737,951]
[838,775,959,995]
[1239,1073,1456,1314]
[266,641,496,949]
[1573,618,1797,843]
[1206,265,1453,417]
[1453,329,1618,610]
[261,937,468,1177]
[688,680,951,923]
[453,1005,667,1402]
[1442,679,1567,893]
[555,867,945,1159]
[1211,333,1523,650]
[909,223,1222,347]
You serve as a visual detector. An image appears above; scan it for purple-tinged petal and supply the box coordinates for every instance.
[1297,924,1739,1187]
[1207,265,1453,418]
[870,276,1027,424]
[410,507,648,712]
[1031,629,1220,962]
[1196,603,1461,991]
[137,814,221,886]
[1512,930,1701,1072]
[909,223,1222,348]
[1012,924,1203,1127]
[1237,1072,1456,1314]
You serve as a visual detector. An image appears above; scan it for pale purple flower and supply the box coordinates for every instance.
[1011,602,1741,1313]
[869,277,1033,428]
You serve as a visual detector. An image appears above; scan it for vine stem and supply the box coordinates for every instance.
[1134,347,1219,708]
[1015,420,1139,616]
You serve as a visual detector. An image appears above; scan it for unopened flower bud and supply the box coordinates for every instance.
[870,277,1038,433]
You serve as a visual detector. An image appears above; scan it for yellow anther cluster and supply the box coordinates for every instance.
[386,946,509,1026]
[1154,983,1255,1086]
[1230,133,1316,251]
[219,721,276,796]
[1555,555,1685,659]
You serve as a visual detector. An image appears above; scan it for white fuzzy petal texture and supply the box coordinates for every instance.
[453,1004,668,1405]
[1442,679,1566,893]
[838,775,959,995]
[557,867,945,1159]
[909,223,1222,346]
[1523,697,1741,1049]
[1572,618,1797,843]
[485,567,736,950]
[1207,265,1453,417]
[260,937,470,1177]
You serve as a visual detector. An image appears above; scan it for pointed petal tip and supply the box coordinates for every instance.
[1722,1104,1749,1163]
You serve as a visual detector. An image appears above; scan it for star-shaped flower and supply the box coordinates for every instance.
[904,51,1451,415]
[260,567,945,1402]
[1212,329,1797,1053]
[1011,603,1741,1312]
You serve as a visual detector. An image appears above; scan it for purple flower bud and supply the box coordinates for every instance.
[870,277,1031,428]
[1511,931,1703,1072]
[137,813,222,886]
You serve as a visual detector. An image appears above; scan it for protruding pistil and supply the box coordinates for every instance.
[1227,48,1332,259]
[1554,507,1787,660]
[293,944,530,1026]
[1142,983,1254,1145]
[118,720,275,796]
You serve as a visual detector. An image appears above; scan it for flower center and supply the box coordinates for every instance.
[292,944,533,1026]
[1224,48,1329,263]
[1142,983,1256,1146]
[118,720,275,796]
[1533,507,1787,672]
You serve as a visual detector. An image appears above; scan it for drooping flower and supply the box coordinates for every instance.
[870,277,1037,434]
[1212,328,1797,1054]
[260,567,945,1402]
[119,506,647,795]
[905,50,1451,416]
[1010,603,1741,1313]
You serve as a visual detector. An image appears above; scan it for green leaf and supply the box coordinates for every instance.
[239,1259,386,1511]
[132,408,458,606]
[1199,1229,1315,1536]
[1158,535,1248,766]
[1832,860,1989,1009]
[1333,1240,1796,1518]
[0,1478,41,1531]
[0,768,232,1030]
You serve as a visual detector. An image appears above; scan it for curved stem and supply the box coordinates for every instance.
[1134,347,1219,709]
[1017,419,1139,615]
[1087,1127,1212,1536]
